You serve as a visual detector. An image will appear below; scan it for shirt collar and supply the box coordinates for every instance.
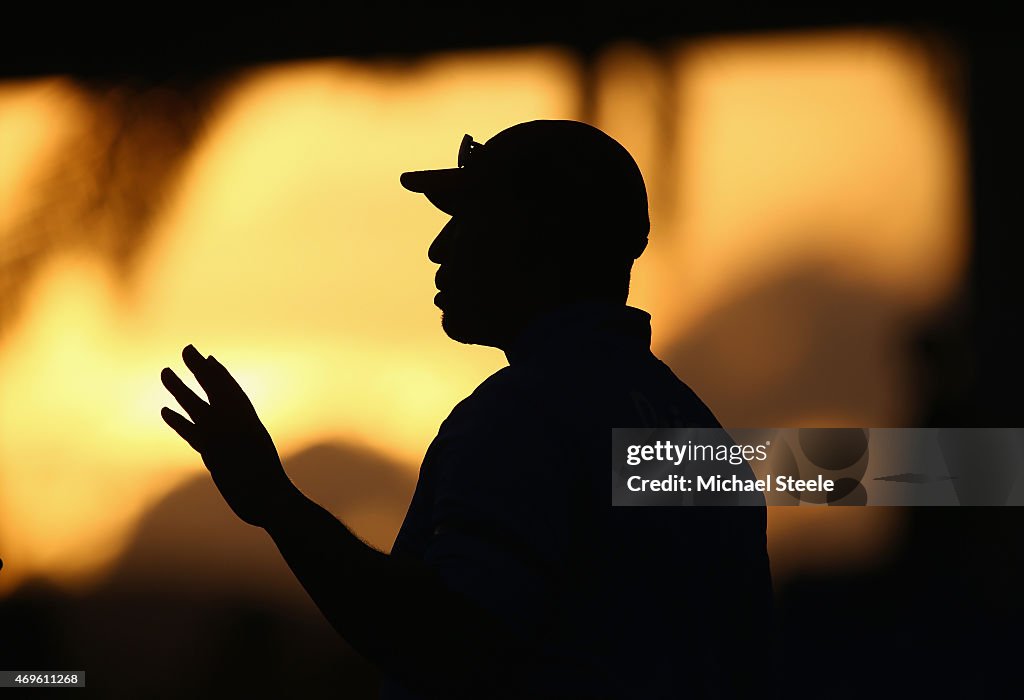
[503,301,653,366]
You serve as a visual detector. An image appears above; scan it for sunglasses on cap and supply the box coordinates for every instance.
[458,134,485,167]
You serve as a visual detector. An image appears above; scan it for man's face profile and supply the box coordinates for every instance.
[428,209,539,348]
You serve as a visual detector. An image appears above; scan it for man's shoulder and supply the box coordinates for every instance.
[443,365,550,429]
[447,359,613,426]
[441,349,722,436]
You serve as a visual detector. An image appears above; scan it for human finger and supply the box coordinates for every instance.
[182,344,250,409]
[160,367,211,423]
[181,343,221,399]
[161,406,204,452]
[205,355,250,402]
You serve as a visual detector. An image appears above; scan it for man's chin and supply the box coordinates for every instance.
[440,311,478,345]
[440,310,503,347]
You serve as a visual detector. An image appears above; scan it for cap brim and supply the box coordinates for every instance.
[400,168,466,216]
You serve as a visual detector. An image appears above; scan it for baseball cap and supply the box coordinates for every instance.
[400,120,650,259]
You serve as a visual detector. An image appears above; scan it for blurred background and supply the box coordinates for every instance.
[1,5,1021,698]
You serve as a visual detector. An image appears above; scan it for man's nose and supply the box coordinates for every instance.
[428,218,458,264]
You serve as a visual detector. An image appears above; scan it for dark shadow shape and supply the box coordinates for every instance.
[104,441,415,604]
[660,266,920,427]
[0,441,416,699]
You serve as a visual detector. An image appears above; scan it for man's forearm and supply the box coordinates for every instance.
[261,486,391,649]
[261,487,532,698]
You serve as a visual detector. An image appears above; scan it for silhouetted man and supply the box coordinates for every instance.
[161,120,772,699]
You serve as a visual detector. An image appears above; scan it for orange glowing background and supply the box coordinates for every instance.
[0,30,965,596]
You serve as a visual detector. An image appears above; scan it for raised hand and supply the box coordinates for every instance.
[160,345,299,527]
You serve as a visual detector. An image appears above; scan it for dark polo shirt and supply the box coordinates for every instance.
[381,302,772,699]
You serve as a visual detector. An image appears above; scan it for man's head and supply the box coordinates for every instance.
[401,120,649,348]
